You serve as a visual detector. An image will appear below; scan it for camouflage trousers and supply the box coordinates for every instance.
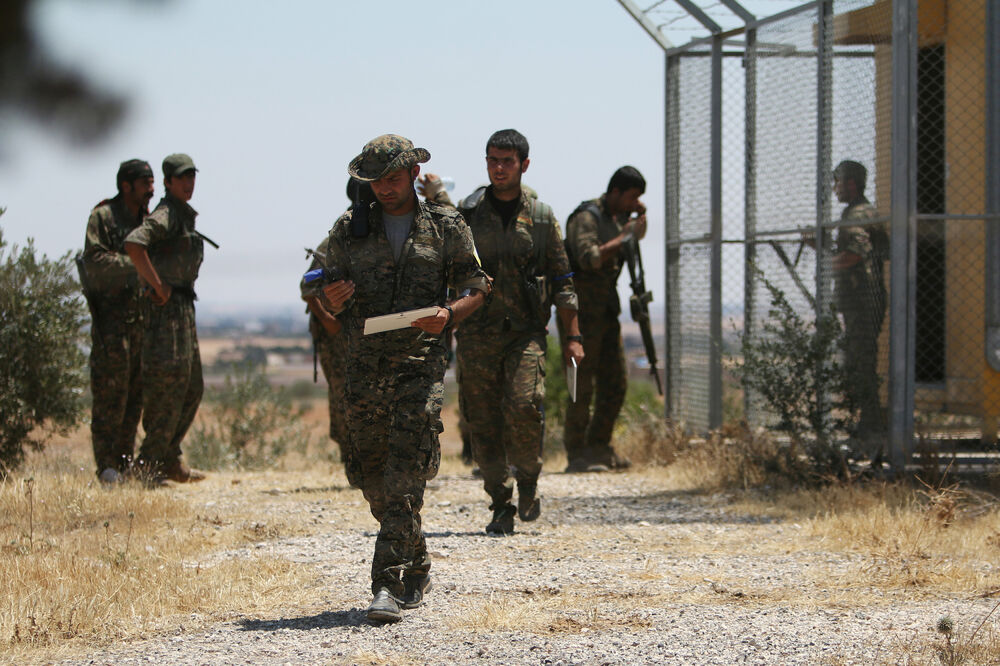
[841,292,887,452]
[563,314,627,467]
[89,314,143,474]
[314,330,349,451]
[457,330,546,508]
[136,294,203,471]
[344,347,445,597]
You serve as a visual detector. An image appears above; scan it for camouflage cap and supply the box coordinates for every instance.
[116,159,153,186]
[348,134,430,182]
[162,153,198,179]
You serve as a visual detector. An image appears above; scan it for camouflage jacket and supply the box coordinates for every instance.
[125,193,204,289]
[835,198,885,306]
[565,195,625,318]
[303,199,489,356]
[458,188,577,335]
[81,194,144,316]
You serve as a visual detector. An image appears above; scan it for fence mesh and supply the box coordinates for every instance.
[664,0,997,463]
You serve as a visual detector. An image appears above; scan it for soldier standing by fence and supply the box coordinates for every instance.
[563,166,649,473]
[832,160,888,459]
[81,159,154,484]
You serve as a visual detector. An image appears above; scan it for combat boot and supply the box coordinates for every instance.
[367,588,402,623]
[400,573,432,609]
[517,481,540,522]
[485,502,515,536]
[164,461,206,483]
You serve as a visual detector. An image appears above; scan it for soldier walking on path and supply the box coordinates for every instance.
[124,153,208,486]
[303,135,488,623]
[562,166,649,473]
[81,159,154,484]
[453,129,585,536]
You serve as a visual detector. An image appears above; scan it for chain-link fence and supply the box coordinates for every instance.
[662,0,999,468]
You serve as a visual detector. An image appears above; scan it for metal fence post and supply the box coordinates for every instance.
[986,0,1000,372]
[888,0,918,470]
[816,0,832,313]
[744,27,758,420]
[709,36,724,430]
[665,52,681,421]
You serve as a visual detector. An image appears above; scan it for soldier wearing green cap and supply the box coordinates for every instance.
[124,153,207,485]
[302,134,489,623]
[81,158,155,484]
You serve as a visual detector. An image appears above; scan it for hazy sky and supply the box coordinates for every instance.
[1,0,807,314]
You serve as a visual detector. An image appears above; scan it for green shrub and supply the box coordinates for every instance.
[736,271,854,476]
[186,363,313,470]
[0,222,88,473]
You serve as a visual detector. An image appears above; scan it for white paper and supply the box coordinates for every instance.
[567,357,578,403]
[363,307,440,335]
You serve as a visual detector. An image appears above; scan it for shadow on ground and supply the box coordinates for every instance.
[236,608,367,631]
[548,490,778,527]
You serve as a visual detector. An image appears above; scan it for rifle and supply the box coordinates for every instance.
[623,235,663,395]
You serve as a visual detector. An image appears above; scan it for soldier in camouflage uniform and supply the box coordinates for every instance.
[81,159,155,484]
[832,160,887,457]
[453,129,584,536]
[305,233,350,459]
[124,153,207,485]
[303,135,488,623]
[563,166,649,473]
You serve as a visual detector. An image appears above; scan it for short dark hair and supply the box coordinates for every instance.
[116,159,153,192]
[834,160,867,193]
[607,166,646,196]
[486,129,529,162]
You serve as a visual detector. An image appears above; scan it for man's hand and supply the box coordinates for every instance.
[150,283,172,306]
[321,279,355,312]
[625,213,648,241]
[307,296,342,335]
[416,173,444,201]
[565,339,585,366]
[412,307,450,334]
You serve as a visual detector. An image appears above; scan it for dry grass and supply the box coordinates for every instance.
[0,424,334,662]
[4,399,1000,664]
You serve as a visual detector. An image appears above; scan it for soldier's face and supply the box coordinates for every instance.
[486,147,528,194]
[607,187,644,216]
[166,172,196,202]
[371,166,417,215]
[123,176,155,209]
[834,176,854,203]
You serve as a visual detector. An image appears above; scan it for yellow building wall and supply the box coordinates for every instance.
[838,0,997,434]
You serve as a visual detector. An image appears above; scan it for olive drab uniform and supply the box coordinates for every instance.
[563,196,629,469]
[835,197,887,445]
[125,193,205,473]
[81,195,145,474]
[456,188,578,516]
[305,199,488,598]
[306,235,350,460]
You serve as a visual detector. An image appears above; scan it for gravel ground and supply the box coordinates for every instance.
[50,469,997,665]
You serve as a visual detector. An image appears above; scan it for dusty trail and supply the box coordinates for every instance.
[47,468,992,666]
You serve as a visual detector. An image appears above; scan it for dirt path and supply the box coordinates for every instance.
[47,467,994,666]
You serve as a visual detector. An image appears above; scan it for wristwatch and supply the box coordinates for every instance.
[566,335,583,343]
[443,305,454,328]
